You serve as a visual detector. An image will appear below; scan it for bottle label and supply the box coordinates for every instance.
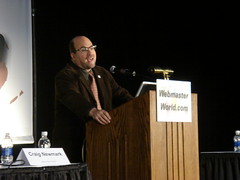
[1,148,13,156]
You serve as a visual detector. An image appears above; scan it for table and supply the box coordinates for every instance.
[0,163,91,180]
[200,151,240,180]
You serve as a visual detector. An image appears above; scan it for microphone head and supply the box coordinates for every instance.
[147,66,163,74]
[110,65,136,76]
[110,65,116,73]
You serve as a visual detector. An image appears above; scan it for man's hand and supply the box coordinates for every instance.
[89,108,111,125]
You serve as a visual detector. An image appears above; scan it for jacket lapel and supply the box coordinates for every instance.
[76,70,94,100]
[68,62,98,102]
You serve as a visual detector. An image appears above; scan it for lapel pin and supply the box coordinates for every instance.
[97,75,101,78]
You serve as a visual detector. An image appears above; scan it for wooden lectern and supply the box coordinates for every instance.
[86,90,199,180]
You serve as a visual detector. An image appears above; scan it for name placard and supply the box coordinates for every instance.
[156,79,192,122]
[16,148,70,166]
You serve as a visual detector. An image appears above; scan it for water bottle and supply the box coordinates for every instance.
[1,133,14,164]
[233,130,240,152]
[38,131,51,148]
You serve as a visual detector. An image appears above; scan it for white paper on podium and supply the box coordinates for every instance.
[156,79,192,122]
[16,148,70,166]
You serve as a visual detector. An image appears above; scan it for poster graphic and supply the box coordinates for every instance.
[0,0,33,144]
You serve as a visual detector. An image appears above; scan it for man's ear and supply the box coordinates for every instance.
[70,52,75,60]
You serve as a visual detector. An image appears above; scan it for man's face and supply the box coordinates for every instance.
[0,62,7,89]
[70,36,97,71]
[0,35,5,61]
[0,34,8,89]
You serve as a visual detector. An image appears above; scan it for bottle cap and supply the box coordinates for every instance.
[41,131,48,136]
[236,130,240,135]
[4,132,11,138]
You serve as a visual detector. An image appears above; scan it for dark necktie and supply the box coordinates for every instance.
[89,71,102,110]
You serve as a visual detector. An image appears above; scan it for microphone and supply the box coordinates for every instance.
[148,66,174,75]
[110,65,136,76]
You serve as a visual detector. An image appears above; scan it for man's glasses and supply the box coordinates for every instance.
[75,45,97,53]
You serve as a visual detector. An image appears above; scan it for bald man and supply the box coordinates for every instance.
[52,36,133,162]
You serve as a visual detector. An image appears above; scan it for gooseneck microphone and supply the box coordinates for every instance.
[110,65,136,76]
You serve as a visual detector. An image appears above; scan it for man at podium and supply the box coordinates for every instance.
[52,35,133,163]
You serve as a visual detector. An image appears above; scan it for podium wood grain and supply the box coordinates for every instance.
[86,90,199,180]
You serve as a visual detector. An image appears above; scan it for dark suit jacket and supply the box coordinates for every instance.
[52,62,133,162]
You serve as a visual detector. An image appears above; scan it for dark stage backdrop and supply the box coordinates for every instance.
[32,2,239,153]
